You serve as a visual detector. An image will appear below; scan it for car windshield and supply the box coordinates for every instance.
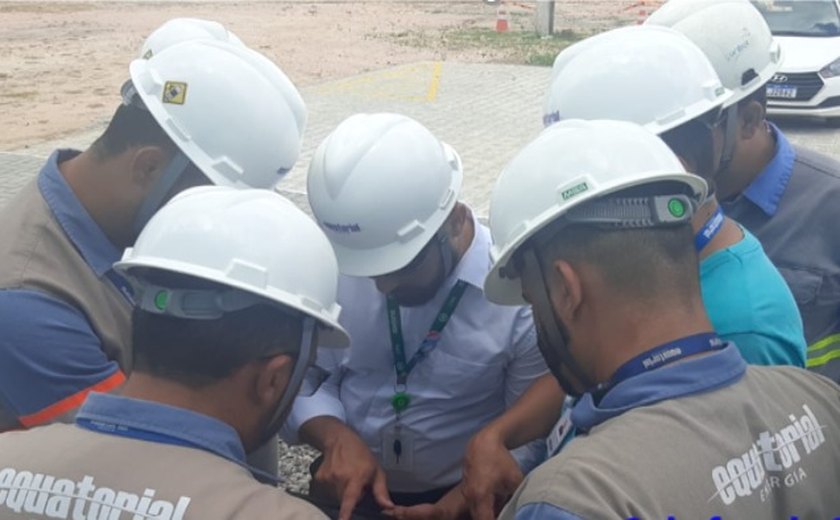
[751,0,840,36]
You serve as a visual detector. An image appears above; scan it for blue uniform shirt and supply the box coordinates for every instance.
[0,151,130,429]
[75,392,277,483]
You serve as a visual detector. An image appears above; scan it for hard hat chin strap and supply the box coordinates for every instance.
[717,104,739,177]
[264,317,317,441]
[519,247,594,398]
[132,151,190,236]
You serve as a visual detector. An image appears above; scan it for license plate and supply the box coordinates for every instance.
[766,84,798,99]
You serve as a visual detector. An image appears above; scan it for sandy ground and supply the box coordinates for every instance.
[0,0,659,151]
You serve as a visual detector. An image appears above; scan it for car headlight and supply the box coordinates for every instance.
[820,57,840,78]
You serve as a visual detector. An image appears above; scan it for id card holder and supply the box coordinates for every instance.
[382,423,415,471]
[545,407,574,458]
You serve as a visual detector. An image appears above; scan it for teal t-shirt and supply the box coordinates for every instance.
[700,229,806,367]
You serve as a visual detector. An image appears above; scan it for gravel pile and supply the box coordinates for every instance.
[278,441,320,495]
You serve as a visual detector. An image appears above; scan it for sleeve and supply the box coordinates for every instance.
[280,346,348,444]
[505,306,551,473]
[504,306,549,407]
[727,332,806,368]
[0,289,125,431]
[515,503,585,520]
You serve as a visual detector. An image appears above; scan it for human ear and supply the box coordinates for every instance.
[253,354,294,407]
[129,146,172,191]
[739,101,766,140]
[549,259,583,324]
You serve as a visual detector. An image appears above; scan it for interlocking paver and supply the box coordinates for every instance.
[3,62,840,218]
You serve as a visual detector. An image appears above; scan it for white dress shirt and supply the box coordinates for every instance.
[285,214,547,492]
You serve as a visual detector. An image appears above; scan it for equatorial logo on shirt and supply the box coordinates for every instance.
[709,404,826,506]
[0,468,191,520]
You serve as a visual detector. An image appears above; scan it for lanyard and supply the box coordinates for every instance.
[387,280,468,412]
[75,417,279,484]
[106,269,135,305]
[77,417,202,450]
[694,206,724,252]
[608,333,724,389]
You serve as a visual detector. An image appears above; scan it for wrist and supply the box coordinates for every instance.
[300,415,349,452]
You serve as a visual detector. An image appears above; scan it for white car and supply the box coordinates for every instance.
[752,0,840,123]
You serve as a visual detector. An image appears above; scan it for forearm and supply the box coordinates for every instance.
[299,415,356,452]
[491,374,565,449]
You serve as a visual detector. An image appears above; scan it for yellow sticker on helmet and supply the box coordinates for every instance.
[162,81,187,105]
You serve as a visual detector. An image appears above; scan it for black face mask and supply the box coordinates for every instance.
[518,248,594,398]
[384,232,457,307]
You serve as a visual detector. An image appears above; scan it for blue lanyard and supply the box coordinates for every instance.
[76,417,203,450]
[608,333,724,389]
[75,417,279,484]
[105,269,135,305]
[386,280,468,385]
[694,206,725,252]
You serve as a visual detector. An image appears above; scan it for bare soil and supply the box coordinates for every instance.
[0,0,659,150]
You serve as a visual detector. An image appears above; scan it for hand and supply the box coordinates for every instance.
[461,428,524,520]
[384,484,467,520]
[305,418,394,520]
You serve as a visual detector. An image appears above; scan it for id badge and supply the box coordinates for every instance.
[381,424,415,471]
[545,407,574,458]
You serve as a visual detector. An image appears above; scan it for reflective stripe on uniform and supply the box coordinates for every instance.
[806,334,840,369]
[18,370,125,428]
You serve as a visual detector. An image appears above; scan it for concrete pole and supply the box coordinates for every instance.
[536,0,555,37]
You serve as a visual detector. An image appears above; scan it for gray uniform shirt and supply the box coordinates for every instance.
[0,392,325,520]
[722,127,840,382]
[502,360,840,520]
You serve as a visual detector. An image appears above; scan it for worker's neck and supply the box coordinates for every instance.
[59,149,134,249]
[121,372,246,435]
[589,300,715,384]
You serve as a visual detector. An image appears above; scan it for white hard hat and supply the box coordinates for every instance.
[485,119,709,306]
[307,113,463,277]
[127,39,306,189]
[646,0,783,107]
[115,186,349,348]
[139,18,245,59]
[543,25,732,134]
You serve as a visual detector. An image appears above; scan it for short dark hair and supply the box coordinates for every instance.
[660,115,717,186]
[131,269,303,387]
[535,182,700,304]
[91,102,176,158]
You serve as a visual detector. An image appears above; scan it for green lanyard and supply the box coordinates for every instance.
[386,280,468,414]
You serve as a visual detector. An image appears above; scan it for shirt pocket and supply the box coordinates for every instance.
[419,348,506,405]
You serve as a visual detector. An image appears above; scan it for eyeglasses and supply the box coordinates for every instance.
[699,107,727,131]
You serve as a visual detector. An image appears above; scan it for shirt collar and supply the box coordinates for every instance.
[742,123,796,217]
[448,209,492,291]
[571,343,747,432]
[38,149,124,277]
[76,392,279,485]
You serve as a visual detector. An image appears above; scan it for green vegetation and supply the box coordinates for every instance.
[385,26,588,67]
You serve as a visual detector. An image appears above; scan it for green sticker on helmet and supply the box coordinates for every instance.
[561,182,589,201]
[154,290,170,311]
[668,198,686,218]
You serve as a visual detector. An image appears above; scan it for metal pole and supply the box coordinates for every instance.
[536,0,555,36]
